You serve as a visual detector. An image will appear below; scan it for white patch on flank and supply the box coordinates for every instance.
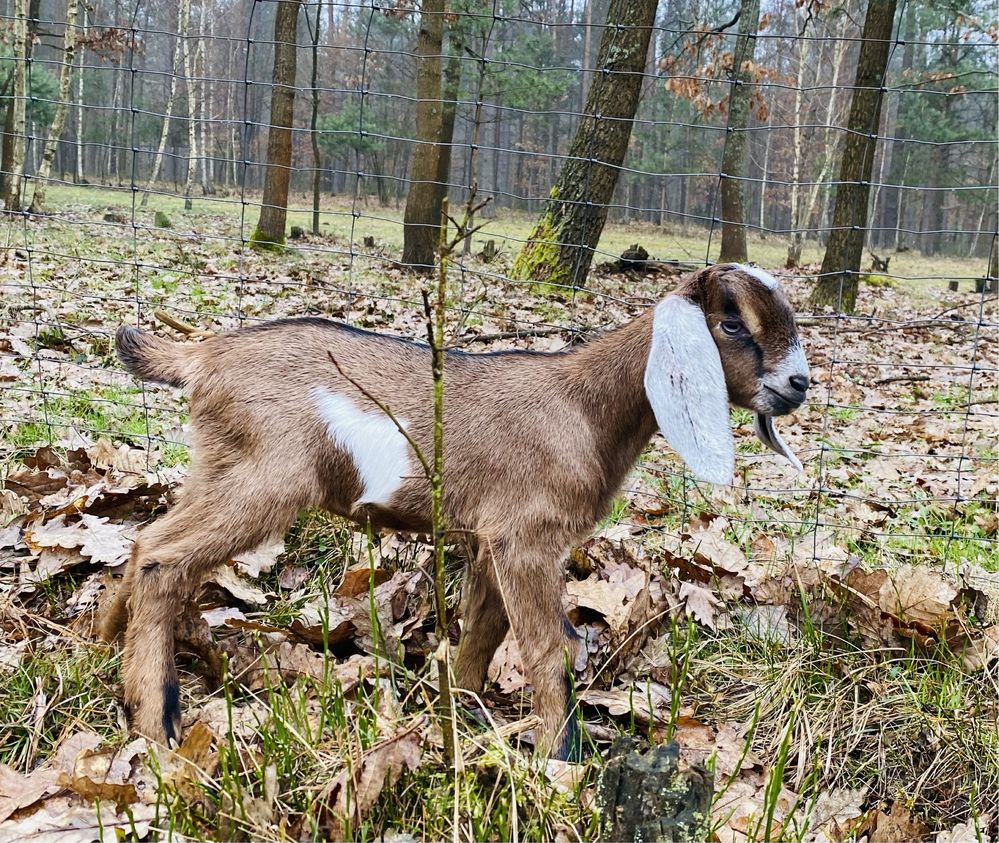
[311,386,411,506]
[734,263,779,290]
[644,296,734,485]
[763,342,809,391]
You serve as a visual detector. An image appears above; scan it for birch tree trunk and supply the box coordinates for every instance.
[141,0,188,207]
[182,0,201,209]
[251,0,302,248]
[2,0,30,211]
[718,0,761,263]
[199,9,215,196]
[29,0,82,213]
[814,0,898,312]
[74,4,87,184]
[788,32,847,267]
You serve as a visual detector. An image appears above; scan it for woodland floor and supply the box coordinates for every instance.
[0,185,997,842]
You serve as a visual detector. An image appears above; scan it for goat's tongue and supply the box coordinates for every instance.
[753,413,803,472]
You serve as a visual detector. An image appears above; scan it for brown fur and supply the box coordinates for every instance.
[102,264,804,758]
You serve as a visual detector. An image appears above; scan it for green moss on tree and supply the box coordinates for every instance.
[248,227,285,252]
[511,214,571,291]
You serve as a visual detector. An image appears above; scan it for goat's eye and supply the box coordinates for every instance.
[720,320,743,336]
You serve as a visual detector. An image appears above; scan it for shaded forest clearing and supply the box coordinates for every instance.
[2,194,997,841]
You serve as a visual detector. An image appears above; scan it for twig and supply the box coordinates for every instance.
[326,351,431,481]
[451,325,574,347]
[874,374,931,386]
[153,309,213,337]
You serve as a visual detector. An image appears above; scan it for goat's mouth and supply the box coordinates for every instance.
[753,411,803,472]
[761,384,805,416]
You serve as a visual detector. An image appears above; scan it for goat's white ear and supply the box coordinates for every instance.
[644,296,734,484]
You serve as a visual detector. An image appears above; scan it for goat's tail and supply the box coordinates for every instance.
[116,325,197,387]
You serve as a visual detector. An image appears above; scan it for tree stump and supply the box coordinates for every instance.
[597,738,713,843]
[479,239,497,262]
[619,244,649,271]
[289,225,305,240]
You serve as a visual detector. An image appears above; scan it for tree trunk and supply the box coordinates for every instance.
[199,9,215,196]
[813,0,898,312]
[401,0,445,271]
[718,0,761,263]
[29,0,82,213]
[74,4,87,184]
[435,48,462,218]
[251,0,302,249]
[2,0,30,211]
[182,0,201,210]
[511,0,658,287]
[309,0,322,235]
[142,1,187,207]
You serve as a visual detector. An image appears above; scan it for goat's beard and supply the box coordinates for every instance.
[753,412,803,472]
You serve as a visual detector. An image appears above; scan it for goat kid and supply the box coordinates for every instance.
[102,263,809,760]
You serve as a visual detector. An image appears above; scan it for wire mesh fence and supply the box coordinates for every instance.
[1,0,996,587]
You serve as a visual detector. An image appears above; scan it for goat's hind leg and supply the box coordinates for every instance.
[455,542,510,695]
[121,488,293,744]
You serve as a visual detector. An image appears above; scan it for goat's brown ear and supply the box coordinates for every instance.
[644,295,734,484]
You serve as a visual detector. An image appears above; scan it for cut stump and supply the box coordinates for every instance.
[597,738,713,843]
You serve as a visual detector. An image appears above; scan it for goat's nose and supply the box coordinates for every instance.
[788,374,810,394]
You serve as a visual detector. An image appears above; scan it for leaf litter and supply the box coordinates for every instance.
[1,236,997,840]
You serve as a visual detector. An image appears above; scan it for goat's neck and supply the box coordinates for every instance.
[562,308,659,487]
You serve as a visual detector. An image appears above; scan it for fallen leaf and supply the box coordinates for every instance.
[869,800,930,843]
[936,815,993,843]
[233,539,285,578]
[322,721,424,835]
[337,563,393,598]
[878,565,958,632]
[679,580,721,629]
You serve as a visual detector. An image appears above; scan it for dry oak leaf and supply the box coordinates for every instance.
[0,795,157,843]
[688,517,749,576]
[804,786,868,842]
[24,514,132,567]
[679,580,721,630]
[322,720,425,835]
[233,538,285,578]
[868,800,930,843]
[565,567,647,634]
[878,565,958,631]
[936,815,993,843]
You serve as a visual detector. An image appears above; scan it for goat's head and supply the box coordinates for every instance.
[644,263,809,484]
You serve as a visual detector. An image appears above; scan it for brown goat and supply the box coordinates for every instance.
[102,263,809,759]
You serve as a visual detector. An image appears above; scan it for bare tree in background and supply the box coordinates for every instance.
[308,1,323,235]
[511,0,658,287]
[251,0,302,248]
[2,0,30,211]
[30,0,82,213]
[401,0,445,270]
[813,0,898,312]
[182,0,202,210]
[141,1,186,207]
[717,0,760,263]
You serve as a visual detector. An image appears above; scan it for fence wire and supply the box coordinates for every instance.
[1,0,996,588]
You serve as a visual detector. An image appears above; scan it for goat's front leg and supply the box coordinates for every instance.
[498,543,582,761]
